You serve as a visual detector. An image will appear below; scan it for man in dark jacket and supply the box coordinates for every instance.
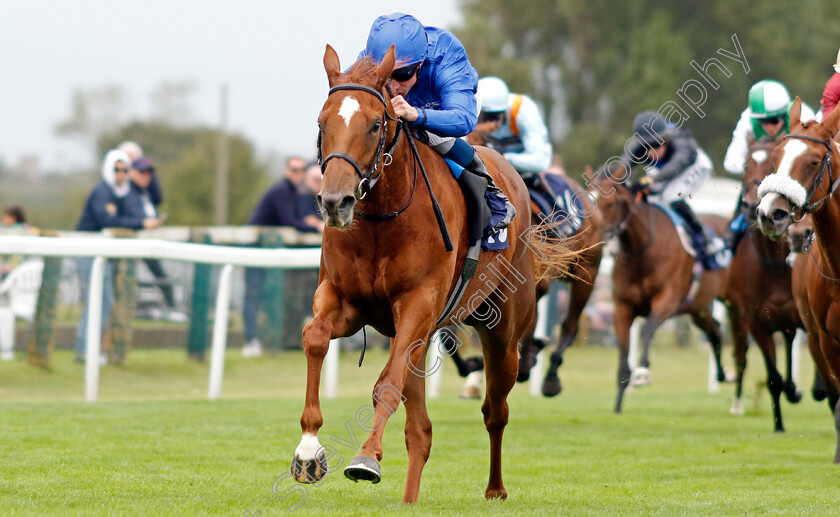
[242,157,322,357]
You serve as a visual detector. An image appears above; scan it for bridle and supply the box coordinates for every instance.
[317,83,403,200]
[783,133,839,217]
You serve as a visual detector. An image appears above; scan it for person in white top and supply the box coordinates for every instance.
[474,76,553,175]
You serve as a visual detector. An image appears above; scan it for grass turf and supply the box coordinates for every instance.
[0,343,837,516]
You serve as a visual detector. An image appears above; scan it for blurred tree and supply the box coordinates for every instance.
[54,84,131,157]
[455,0,840,180]
[99,122,270,226]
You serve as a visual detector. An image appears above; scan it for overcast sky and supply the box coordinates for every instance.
[0,0,461,172]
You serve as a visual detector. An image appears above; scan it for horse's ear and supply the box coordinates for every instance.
[375,45,396,88]
[324,44,341,86]
[822,99,840,136]
[789,96,802,128]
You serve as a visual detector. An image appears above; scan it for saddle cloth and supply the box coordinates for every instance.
[653,203,730,271]
[525,172,585,238]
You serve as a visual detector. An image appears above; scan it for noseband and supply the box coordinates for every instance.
[783,133,839,215]
[318,83,403,199]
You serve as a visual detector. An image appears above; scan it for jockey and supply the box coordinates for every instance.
[722,79,816,248]
[723,79,816,175]
[820,47,840,119]
[360,13,515,234]
[474,76,553,175]
[611,110,722,257]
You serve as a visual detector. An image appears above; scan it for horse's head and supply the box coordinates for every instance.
[756,97,840,239]
[742,135,783,222]
[591,169,635,239]
[316,44,398,227]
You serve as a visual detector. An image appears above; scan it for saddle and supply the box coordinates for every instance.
[653,203,731,271]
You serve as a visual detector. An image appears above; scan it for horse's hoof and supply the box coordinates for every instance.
[729,398,744,415]
[631,367,651,386]
[516,368,531,383]
[291,450,329,484]
[459,383,482,399]
[484,487,507,500]
[542,375,562,398]
[813,387,828,402]
[344,455,381,484]
[786,386,803,404]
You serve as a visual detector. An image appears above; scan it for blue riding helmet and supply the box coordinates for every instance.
[365,13,428,67]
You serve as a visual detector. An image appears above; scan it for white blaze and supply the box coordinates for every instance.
[338,97,360,127]
[757,139,808,213]
[751,149,768,164]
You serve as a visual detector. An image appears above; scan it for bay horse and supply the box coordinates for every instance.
[593,175,730,413]
[724,136,803,431]
[463,132,605,397]
[756,97,840,461]
[290,45,577,503]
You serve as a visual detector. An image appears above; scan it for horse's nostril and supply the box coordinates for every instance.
[315,194,323,206]
[770,209,789,223]
[339,196,356,211]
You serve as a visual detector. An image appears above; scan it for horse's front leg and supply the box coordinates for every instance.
[291,280,360,483]
[344,296,436,491]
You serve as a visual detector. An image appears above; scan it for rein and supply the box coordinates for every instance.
[783,133,840,216]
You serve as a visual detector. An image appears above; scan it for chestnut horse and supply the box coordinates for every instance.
[463,132,605,397]
[756,97,840,461]
[290,45,576,503]
[725,136,803,431]
[593,176,730,413]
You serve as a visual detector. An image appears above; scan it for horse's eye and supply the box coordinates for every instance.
[370,120,382,134]
[811,160,821,168]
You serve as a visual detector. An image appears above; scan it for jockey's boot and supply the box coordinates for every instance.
[439,137,515,233]
[464,151,516,232]
[671,199,722,257]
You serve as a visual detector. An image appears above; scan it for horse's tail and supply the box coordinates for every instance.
[523,219,589,283]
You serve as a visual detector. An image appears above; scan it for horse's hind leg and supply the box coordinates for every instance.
[781,329,803,403]
[544,278,594,397]
[476,324,519,500]
[292,280,360,483]
[403,345,432,504]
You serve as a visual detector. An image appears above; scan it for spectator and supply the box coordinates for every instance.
[820,47,840,120]
[74,150,161,364]
[125,156,176,309]
[118,140,162,207]
[299,162,326,233]
[2,206,29,229]
[1,206,34,278]
[241,157,321,357]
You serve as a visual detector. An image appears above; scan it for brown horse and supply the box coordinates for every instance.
[756,97,840,461]
[593,176,730,413]
[463,132,605,397]
[725,136,803,431]
[290,45,577,503]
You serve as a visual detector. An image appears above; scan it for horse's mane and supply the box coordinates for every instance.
[345,56,382,85]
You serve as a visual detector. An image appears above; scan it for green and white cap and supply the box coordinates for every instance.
[748,79,791,119]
